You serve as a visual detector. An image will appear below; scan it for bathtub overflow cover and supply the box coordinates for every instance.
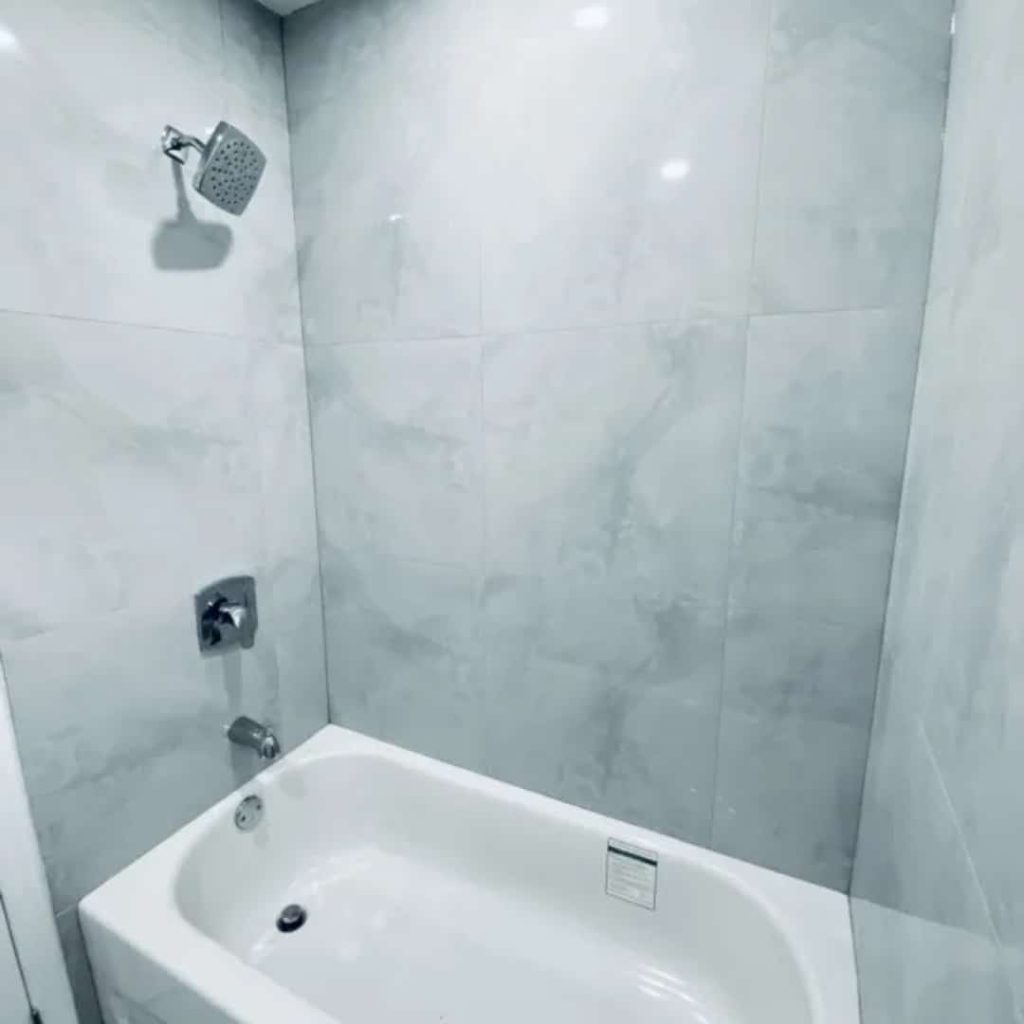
[276,904,307,933]
[233,794,263,832]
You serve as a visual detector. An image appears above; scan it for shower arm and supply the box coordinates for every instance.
[160,125,207,166]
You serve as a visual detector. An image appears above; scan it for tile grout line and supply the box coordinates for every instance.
[707,0,776,853]
[918,721,1021,1016]
[847,0,959,895]
[278,10,334,728]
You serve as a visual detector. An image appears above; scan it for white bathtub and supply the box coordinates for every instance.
[80,726,860,1024]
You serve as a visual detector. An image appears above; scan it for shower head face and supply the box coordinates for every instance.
[192,121,266,216]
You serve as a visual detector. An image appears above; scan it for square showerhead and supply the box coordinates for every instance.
[193,121,266,216]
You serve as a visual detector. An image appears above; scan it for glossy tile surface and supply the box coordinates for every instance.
[753,0,951,312]
[851,0,1024,1018]
[0,0,301,342]
[0,2,325,1016]
[288,0,950,891]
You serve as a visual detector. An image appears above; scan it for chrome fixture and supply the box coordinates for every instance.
[160,121,266,215]
[227,716,280,761]
[233,794,264,832]
[195,576,257,653]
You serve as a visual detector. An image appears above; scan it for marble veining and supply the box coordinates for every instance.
[0,3,325,1021]
[851,0,1024,1019]
[289,0,952,894]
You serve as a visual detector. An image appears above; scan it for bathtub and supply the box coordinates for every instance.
[80,726,860,1024]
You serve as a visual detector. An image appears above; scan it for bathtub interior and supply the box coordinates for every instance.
[172,737,819,1024]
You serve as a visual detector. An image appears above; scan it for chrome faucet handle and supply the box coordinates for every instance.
[216,600,246,630]
[195,577,258,653]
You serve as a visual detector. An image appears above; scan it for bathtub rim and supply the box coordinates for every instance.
[81,724,859,1024]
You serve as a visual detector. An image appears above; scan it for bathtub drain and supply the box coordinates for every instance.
[276,904,307,933]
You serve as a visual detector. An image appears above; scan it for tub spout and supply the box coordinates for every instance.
[227,716,280,761]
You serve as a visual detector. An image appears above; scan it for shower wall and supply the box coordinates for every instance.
[852,0,1024,1019]
[286,0,952,891]
[0,1,325,1019]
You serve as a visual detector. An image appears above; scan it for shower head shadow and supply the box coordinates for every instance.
[161,122,266,216]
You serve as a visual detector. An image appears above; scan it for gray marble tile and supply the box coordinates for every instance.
[0,0,299,339]
[2,594,294,910]
[476,0,770,332]
[852,899,1018,1024]
[0,312,257,644]
[479,572,723,843]
[56,906,103,1024]
[483,319,746,604]
[739,310,920,521]
[308,338,483,568]
[220,0,286,123]
[851,4,1024,1018]
[723,608,881,728]
[481,652,719,846]
[482,573,726,709]
[854,721,988,928]
[284,0,485,345]
[712,709,869,890]
[321,544,486,772]
[728,505,897,628]
[753,0,951,312]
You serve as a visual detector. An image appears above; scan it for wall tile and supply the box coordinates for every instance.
[852,0,1024,1017]
[713,709,868,889]
[1,0,324,1014]
[284,0,485,345]
[739,310,920,521]
[288,0,947,895]
[321,544,485,771]
[220,0,287,122]
[483,319,747,603]
[480,572,723,843]
[753,0,950,312]
[853,899,1018,1024]
[2,593,302,911]
[476,0,771,332]
[728,507,896,627]
[308,338,483,568]
[723,608,881,728]
[0,0,298,338]
[0,313,255,644]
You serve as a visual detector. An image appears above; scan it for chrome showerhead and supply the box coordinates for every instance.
[161,121,266,216]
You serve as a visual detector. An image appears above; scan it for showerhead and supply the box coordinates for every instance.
[161,122,266,216]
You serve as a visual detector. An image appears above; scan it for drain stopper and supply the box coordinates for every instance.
[276,904,307,933]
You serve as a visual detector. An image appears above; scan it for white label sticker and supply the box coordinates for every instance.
[606,840,657,910]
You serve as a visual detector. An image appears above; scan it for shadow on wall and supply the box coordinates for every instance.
[151,161,232,271]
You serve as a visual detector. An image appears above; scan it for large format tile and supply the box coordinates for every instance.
[712,709,868,889]
[739,310,920,521]
[752,0,951,312]
[851,2,1024,1018]
[483,319,746,602]
[723,608,881,728]
[3,603,272,911]
[0,310,325,909]
[852,899,1018,1024]
[0,0,298,338]
[321,545,484,772]
[479,572,723,843]
[0,313,255,643]
[285,0,485,345]
[728,507,896,627]
[308,338,483,568]
[477,0,771,332]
